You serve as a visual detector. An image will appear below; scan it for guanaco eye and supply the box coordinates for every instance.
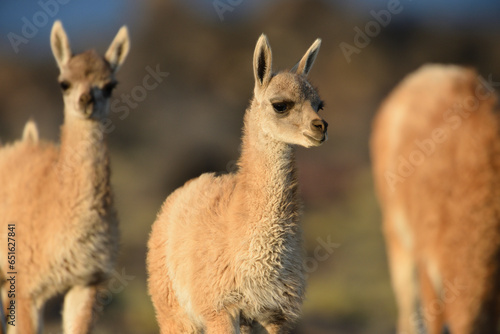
[102,82,117,98]
[272,101,293,114]
[59,81,71,91]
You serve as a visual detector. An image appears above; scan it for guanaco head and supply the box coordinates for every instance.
[50,20,130,120]
[252,34,327,148]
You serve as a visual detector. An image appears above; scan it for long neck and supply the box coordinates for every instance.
[235,100,300,235]
[57,113,113,216]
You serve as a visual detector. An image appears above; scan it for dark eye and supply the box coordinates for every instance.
[102,82,117,98]
[272,101,293,114]
[59,81,70,92]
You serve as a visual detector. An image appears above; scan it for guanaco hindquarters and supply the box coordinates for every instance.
[371,64,500,334]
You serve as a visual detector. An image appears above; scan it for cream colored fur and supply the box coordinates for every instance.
[0,21,129,334]
[371,64,500,333]
[147,35,328,333]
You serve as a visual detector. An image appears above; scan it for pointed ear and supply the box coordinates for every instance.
[50,20,71,68]
[292,38,321,76]
[105,26,130,72]
[253,34,272,90]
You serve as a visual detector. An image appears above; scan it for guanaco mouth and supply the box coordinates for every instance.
[304,133,327,145]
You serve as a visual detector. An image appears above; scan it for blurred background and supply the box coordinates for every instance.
[1,0,500,333]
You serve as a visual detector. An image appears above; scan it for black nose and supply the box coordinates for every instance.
[79,92,94,106]
[311,119,328,133]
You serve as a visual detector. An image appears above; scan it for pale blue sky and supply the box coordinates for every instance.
[1,0,499,59]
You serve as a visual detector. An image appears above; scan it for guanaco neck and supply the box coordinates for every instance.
[57,112,113,218]
[235,99,301,242]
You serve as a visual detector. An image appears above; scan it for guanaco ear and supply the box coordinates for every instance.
[105,26,130,72]
[253,34,272,90]
[22,119,39,144]
[292,38,321,76]
[51,20,71,68]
